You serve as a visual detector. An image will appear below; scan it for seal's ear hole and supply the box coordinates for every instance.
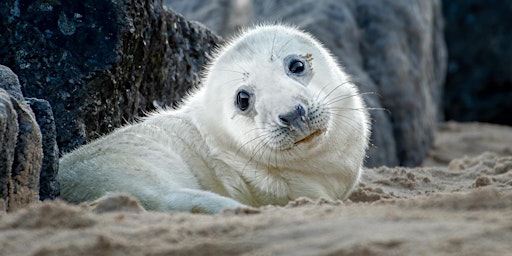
[236,90,251,111]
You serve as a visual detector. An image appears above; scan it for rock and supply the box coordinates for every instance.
[0,65,42,212]
[442,1,512,126]
[0,65,24,101]
[165,0,447,167]
[26,98,60,201]
[0,0,221,155]
[0,89,18,212]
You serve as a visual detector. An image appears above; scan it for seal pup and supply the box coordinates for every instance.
[57,24,370,214]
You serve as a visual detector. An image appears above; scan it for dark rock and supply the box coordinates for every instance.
[26,98,60,201]
[442,1,512,125]
[0,0,220,154]
[165,0,447,166]
[0,65,42,212]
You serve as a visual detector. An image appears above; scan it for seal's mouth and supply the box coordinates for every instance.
[294,129,324,146]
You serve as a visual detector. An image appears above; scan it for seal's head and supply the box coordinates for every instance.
[192,24,369,192]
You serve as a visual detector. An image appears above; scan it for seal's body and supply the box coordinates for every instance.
[58,25,370,213]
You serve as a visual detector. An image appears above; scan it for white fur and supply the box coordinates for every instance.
[57,24,370,213]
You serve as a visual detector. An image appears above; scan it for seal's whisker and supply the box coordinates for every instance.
[313,80,337,103]
[244,140,267,176]
[327,112,365,131]
[250,134,274,174]
[267,146,277,172]
[270,30,278,61]
[322,91,378,106]
[218,69,246,75]
[230,61,249,75]
[218,77,245,87]
[329,119,360,134]
[240,134,269,175]
[235,129,269,157]
[318,81,353,104]
[240,126,281,175]
[325,106,388,113]
[237,129,271,157]
[275,37,295,57]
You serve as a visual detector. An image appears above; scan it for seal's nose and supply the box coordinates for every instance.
[278,105,307,130]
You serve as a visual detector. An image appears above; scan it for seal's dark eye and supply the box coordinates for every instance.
[288,59,305,74]
[236,90,250,111]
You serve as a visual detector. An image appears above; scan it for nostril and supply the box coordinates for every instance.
[296,105,305,117]
[278,115,290,126]
[278,104,306,127]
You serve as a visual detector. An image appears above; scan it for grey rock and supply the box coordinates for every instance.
[0,65,42,212]
[26,98,60,201]
[0,0,221,155]
[0,89,18,212]
[10,98,43,211]
[165,0,447,167]
[0,65,24,101]
[165,0,252,36]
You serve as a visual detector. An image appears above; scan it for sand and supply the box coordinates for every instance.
[1,121,512,256]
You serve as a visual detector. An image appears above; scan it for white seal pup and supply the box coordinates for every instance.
[57,24,370,214]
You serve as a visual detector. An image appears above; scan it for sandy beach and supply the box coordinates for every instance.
[1,121,511,255]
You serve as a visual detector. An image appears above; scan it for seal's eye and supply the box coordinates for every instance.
[284,55,311,85]
[288,59,305,74]
[236,90,250,111]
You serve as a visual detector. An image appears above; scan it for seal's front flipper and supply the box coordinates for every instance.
[163,188,251,214]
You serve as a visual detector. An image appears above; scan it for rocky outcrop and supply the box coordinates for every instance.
[442,1,512,126]
[0,0,220,155]
[166,0,447,167]
[26,98,59,201]
[0,65,42,212]
[1,0,221,205]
